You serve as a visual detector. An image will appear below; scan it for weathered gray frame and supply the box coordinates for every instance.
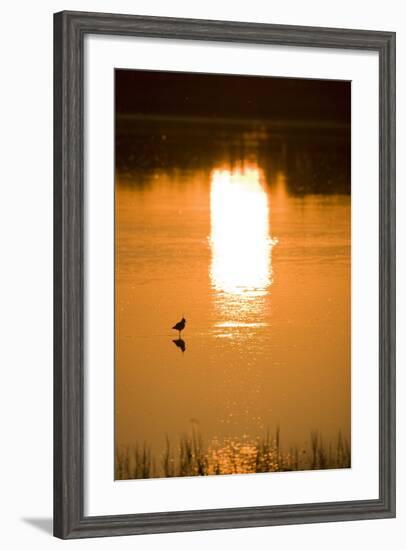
[54,10,396,539]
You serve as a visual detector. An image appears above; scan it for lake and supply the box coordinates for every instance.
[115,118,351,478]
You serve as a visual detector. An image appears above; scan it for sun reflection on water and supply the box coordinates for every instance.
[209,163,277,330]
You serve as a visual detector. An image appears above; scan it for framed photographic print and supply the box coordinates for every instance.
[54,11,396,539]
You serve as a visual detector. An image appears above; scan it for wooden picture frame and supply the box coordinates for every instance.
[54,10,396,539]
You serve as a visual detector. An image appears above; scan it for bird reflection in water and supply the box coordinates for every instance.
[172,338,186,353]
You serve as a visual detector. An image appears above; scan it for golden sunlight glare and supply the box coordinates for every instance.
[210,165,275,297]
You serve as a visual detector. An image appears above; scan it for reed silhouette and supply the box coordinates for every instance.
[115,427,350,480]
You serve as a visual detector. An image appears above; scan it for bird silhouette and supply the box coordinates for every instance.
[172,338,186,353]
[172,317,186,337]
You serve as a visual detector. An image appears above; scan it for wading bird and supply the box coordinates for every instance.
[172,317,186,337]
